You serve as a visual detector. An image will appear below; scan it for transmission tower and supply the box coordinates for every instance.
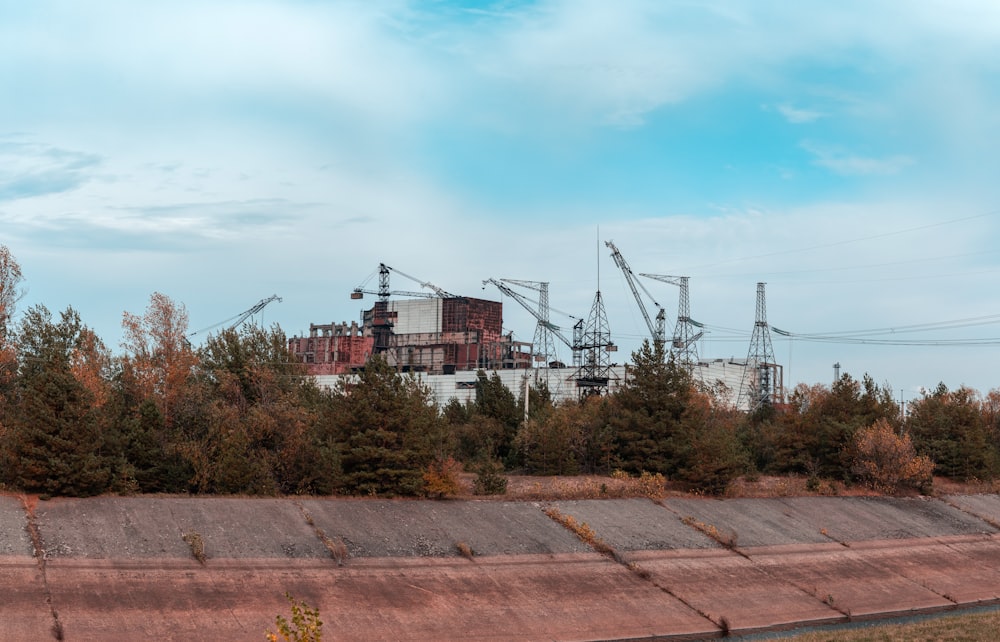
[500,279,559,367]
[739,282,780,411]
[640,274,704,367]
[575,290,616,395]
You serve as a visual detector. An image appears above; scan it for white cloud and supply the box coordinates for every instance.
[775,103,824,124]
[801,141,915,176]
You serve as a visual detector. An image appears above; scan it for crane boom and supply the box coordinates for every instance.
[188,294,282,338]
[483,278,575,348]
[386,264,456,298]
[351,262,456,300]
[604,241,666,347]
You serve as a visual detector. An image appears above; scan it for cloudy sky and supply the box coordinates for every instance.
[3,0,1000,399]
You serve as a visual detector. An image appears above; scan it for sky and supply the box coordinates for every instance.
[3,0,1000,401]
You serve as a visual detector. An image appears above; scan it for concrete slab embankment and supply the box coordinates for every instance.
[4,493,1000,640]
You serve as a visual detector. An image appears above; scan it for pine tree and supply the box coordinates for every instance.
[4,306,111,496]
[332,355,440,496]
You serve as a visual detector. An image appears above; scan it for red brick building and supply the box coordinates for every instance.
[290,297,530,375]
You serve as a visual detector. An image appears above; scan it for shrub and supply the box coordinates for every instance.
[422,457,463,498]
[850,419,934,494]
[266,593,322,642]
[472,459,507,495]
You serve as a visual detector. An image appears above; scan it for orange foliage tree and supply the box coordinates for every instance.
[849,418,934,493]
[121,292,198,428]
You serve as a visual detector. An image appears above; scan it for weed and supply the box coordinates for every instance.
[182,531,206,565]
[544,507,616,558]
[266,593,322,642]
[681,516,738,549]
[455,541,474,560]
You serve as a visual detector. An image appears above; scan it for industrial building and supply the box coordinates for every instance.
[288,296,532,376]
[289,259,782,411]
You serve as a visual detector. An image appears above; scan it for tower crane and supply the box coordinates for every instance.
[483,278,577,365]
[498,278,558,366]
[604,241,666,349]
[351,263,456,301]
[188,294,282,338]
[640,273,704,365]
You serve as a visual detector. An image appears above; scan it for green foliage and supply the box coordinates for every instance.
[1,306,111,496]
[472,370,521,465]
[332,355,440,496]
[472,459,508,495]
[611,341,694,476]
[266,593,322,642]
[906,384,998,480]
[766,375,900,479]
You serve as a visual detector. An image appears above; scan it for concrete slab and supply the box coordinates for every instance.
[0,558,52,640]
[0,495,32,556]
[944,494,1000,527]
[749,545,952,617]
[300,499,590,558]
[550,498,720,551]
[35,497,330,560]
[636,548,843,633]
[44,555,716,641]
[665,497,831,547]
[853,536,1000,604]
[782,497,996,543]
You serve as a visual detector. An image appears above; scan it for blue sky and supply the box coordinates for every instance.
[3,0,1000,400]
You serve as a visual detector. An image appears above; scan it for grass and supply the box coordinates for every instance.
[775,607,1000,641]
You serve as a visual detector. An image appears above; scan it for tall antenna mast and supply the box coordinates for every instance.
[739,282,781,411]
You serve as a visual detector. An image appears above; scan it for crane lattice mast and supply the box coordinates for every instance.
[499,279,560,367]
[640,274,704,367]
[483,278,577,367]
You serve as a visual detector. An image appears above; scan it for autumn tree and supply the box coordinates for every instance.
[0,245,25,431]
[0,244,26,339]
[768,374,899,479]
[186,324,339,495]
[849,418,934,493]
[120,292,198,429]
[2,305,111,496]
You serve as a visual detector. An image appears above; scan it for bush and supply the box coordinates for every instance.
[422,457,463,498]
[850,419,934,494]
[472,459,507,495]
[266,593,322,642]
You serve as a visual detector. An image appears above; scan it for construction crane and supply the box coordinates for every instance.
[604,241,666,349]
[188,294,282,338]
[640,273,704,365]
[498,278,558,366]
[483,278,577,364]
[351,263,456,301]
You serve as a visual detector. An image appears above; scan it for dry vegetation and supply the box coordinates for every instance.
[443,472,994,502]
[785,607,1000,641]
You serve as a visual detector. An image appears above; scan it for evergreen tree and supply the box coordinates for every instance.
[906,384,996,480]
[332,355,440,496]
[611,340,693,475]
[3,306,111,496]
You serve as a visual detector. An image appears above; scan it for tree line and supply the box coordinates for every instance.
[1,245,998,498]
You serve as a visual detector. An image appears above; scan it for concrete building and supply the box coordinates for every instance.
[290,296,532,376]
